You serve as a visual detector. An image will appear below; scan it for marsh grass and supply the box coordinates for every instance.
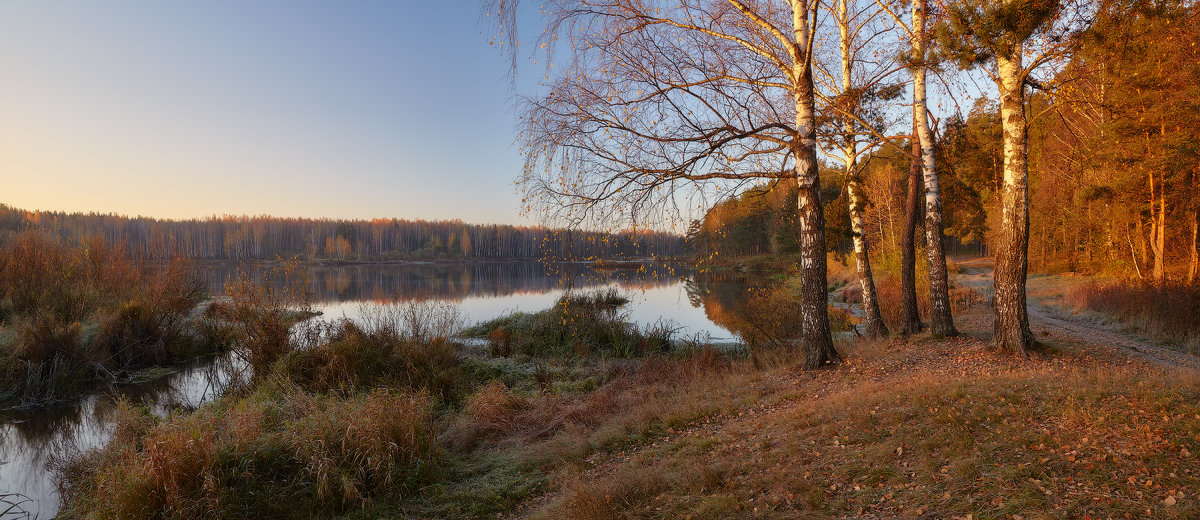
[279,301,464,401]
[0,233,209,406]
[54,299,467,519]
[462,288,678,357]
[54,387,439,519]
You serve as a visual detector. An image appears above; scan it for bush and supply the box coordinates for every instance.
[0,233,208,406]
[206,265,313,385]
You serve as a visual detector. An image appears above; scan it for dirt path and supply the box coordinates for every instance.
[954,257,1200,371]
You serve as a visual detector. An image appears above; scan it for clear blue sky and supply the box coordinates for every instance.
[0,1,534,223]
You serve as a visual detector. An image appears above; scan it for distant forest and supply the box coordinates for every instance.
[0,205,685,261]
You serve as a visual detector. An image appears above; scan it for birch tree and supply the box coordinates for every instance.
[939,0,1087,353]
[876,0,958,336]
[487,0,841,367]
[819,0,903,337]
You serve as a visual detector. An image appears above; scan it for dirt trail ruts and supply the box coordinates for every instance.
[954,257,1200,371]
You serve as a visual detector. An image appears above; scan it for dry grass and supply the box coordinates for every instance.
[55,387,439,520]
[443,347,743,458]
[1065,280,1200,354]
[531,318,1200,520]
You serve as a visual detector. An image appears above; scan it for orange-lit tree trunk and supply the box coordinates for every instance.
[793,2,839,368]
[1150,172,1167,283]
[993,51,1034,354]
[911,0,956,337]
[1190,209,1199,283]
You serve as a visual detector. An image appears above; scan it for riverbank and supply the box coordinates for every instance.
[50,294,736,518]
[48,264,1200,519]
[187,256,689,268]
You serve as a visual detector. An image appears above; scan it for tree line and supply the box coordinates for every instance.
[0,205,685,262]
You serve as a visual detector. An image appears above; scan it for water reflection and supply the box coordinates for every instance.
[195,261,689,304]
[685,270,788,346]
[0,355,244,519]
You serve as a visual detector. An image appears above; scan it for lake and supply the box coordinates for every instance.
[0,260,766,519]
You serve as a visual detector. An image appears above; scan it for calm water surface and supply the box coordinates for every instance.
[0,261,759,518]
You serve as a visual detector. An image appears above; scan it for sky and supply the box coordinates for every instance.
[0,2,988,226]
[0,1,534,223]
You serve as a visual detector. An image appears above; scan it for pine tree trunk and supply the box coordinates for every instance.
[900,129,924,335]
[792,3,837,368]
[1189,209,1198,283]
[912,0,956,337]
[1153,180,1166,283]
[993,52,1034,355]
[1136,215,1150,269]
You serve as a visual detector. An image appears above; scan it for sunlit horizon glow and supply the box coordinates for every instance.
[0,1,538,224]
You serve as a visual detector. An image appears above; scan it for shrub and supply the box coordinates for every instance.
[205,262,315,385]
[0,233,208,405]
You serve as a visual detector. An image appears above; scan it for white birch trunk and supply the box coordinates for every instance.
[912,0,956,337]
[791,0,837,368]
[993,51,1034,354]
[838,0,887,337]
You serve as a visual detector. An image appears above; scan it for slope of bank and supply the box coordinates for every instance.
[517,322,1200,519]
[508,266,1200,519]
